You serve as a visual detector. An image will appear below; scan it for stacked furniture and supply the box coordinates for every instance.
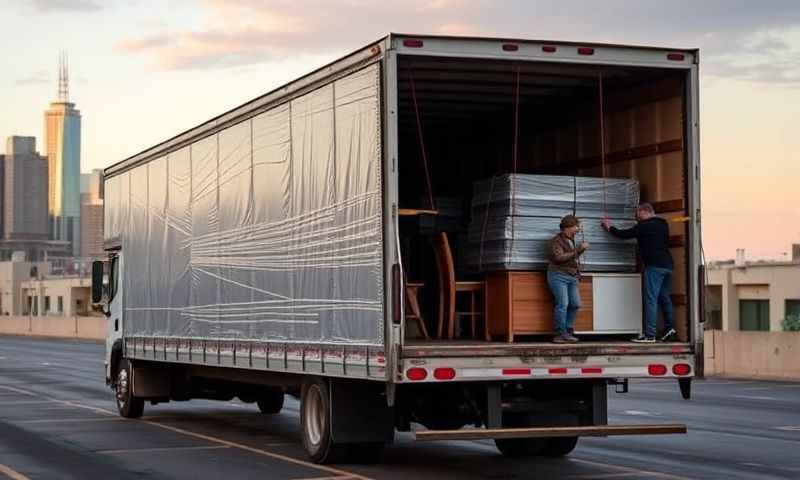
[466,174,640,273]
[463,174,644,340]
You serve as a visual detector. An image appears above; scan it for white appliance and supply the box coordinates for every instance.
[581,273,643,334]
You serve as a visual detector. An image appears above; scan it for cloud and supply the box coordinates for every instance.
[115,0,800,85]
[16,70,50,86]
[30,0,102,12]
[435,23,485,36]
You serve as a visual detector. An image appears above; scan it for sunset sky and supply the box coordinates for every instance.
[2,0,799,261]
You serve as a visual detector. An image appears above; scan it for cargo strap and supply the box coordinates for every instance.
[409,70,435,211]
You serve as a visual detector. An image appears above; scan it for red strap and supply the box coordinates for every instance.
[598,71,608,217]
[410,70,435,211]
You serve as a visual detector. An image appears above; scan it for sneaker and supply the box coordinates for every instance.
[660,329,677,342]
[553,335,570,344]
[564,334,580,343]
[631,334,656,343]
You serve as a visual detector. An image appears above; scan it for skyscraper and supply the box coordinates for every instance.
[80,169,104,259]
[0,136,61,261]
[44,51,81,256]
[3,136,49,240]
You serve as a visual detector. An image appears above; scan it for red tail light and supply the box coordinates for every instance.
[502,368,531,375]
[667,53,685,61]
[648,364,668,376]
[406,367,427,381]
[434,368,456,380]
[673,363,691,376]
[582,367,603,374]
[403,39,424,48]
[578,47,595,56]
[549,367,568,375]
[502,43,519,52]
[542,45,557,53]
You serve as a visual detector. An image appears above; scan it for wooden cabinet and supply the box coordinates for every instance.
[486,271,593,342]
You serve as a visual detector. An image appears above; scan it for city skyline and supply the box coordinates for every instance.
[2,1,800,260]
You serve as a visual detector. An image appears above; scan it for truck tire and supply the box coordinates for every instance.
[494,413,545,458]
[257,387,285,414]
[115,360,144,419]
[346,442,385,464]
[301,377,348,464]
[540,436,578,457]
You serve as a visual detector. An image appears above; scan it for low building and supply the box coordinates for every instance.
[0,261,50,315]
[706,245,800,331]
[20,275,93,317]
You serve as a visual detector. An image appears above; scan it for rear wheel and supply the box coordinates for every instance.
[494,413,545,458]
[300,377,348,464]
[115,360,144,419]
[257,387,285,414]
[346,442,385,464]
[540,436,579,457]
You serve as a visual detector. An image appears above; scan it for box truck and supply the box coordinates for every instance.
[92,34,702,464]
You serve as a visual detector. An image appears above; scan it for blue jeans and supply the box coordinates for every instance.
[547,271,581,336]
[644,267,674,338]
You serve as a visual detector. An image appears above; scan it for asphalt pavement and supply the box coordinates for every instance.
[1,336,800,479]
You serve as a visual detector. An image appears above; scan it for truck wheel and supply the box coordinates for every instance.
[115,360,144,419]
[346,442,385,464]
[257,387,285,414]
[494,413,545,458]
[540,436,578,457]
[301,377,347,464]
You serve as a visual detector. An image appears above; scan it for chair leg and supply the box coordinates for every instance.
[407,289,429,340]
[470,292,477,340]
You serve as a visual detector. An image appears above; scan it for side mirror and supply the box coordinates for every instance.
[91,260,104,303]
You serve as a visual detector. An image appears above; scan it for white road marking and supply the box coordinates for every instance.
[571,457,693,480]
[731,395,778,401]
[775,426,800,431]
[97,445,230,455]
[623,410,653,416]
[0,463,30,480]
[17,417,123,424]
[0,385,37,397]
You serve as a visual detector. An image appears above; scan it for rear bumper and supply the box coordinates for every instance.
[398,352,695,383]
[415,423,687,441]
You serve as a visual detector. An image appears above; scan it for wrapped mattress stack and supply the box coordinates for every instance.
[465,174,640,272]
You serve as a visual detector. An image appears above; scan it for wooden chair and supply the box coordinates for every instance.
[432,232,486,340]
[455,281,486,341]
[405,281,429,339]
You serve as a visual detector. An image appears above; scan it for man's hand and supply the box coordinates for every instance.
[577,242,590,253]
[601,218,612,231]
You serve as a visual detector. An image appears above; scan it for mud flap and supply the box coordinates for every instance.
[330,379,394,444]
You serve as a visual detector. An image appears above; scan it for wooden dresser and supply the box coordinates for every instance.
[485,271,593,342]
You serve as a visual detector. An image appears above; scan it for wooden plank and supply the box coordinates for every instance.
[671,294,687,306]
[398,208,439,216]
[550,139,683,174]
[575,277,594,332]
[669,235,685,248]
[415,424,687,441]
[486,272,511,340]
[653,199,684,214]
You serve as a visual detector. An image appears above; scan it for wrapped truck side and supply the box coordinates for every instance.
[92,34,701,464]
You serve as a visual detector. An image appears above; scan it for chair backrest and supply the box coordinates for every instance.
[432,232,456,339]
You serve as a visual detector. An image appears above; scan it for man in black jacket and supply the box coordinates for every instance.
[601,203,677,343]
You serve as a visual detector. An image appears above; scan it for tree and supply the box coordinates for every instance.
[781,315,800,332]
